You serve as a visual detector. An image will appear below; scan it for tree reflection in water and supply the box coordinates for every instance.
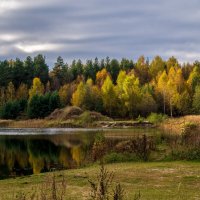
[0,131,96,179]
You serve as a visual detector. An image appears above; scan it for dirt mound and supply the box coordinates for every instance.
[46,106,83,120]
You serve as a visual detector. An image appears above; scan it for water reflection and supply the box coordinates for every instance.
[1,127,199,180]
[0,131,98,179]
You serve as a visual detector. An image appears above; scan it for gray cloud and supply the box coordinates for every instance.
[0,0,200,66]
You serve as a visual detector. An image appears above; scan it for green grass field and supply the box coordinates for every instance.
[0,161,200,200]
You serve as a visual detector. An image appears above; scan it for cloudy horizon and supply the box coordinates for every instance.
[0,0,200,66]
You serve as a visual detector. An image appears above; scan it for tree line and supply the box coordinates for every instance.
[1,54,200,119]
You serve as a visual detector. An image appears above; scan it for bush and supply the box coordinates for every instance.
[147,113,168,123]
[104,152,139,163]
[171,148,200,161]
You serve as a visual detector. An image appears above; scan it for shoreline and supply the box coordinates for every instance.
[0,119,155,129]
[1,115,200,134]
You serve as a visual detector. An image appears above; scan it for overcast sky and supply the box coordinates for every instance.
[0,0,200,66]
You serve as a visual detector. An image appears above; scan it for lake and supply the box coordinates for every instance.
[0,128,200,179]
[0,127,164,179]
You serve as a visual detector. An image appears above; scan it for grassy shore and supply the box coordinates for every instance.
[1,162,200,200]
[160,115,200,134]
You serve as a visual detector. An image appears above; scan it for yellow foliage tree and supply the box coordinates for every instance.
[101,76,117,116]
[187,66,200,94]
[29,77,44,100]
[122,74,141,117]
[115,70,127,116]
[71,81,86,108]
[157,70,168,114]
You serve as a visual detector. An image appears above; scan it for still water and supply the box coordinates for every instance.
[0,128,161,179]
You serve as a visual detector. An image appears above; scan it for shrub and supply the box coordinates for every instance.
[104,152,139,163]
[171,148,200,161]
[115,136,155,161]
[147,113,168,123]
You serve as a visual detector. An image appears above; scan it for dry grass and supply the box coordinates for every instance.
[9,120,49,128]
[1,114,200,130]
[160,115,200,134]
[0,120,13,127]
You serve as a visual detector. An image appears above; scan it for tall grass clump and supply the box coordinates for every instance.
[15,173,67,200]
[88,163,141,200]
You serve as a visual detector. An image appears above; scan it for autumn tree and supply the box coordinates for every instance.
[29,77,44,100]
[71,80,91,110]
[176,90,191,115]
[157,70,168,114]
[96,68,109,87]
[134,56,150,85]
[71,81,86,108]
[149,56,165,79]
[6,82,15,102]
[101,76,117,116]
[71,79,99,110]
[175,68,185,93]
[122,73,141,117]
[91,85,103,112]
[16,83,29,100]
[59,84,73,106]
[138,86,157,116]
[187,66,200,94]
[115,70,127,117]
[166,56,179,72]
[166,67,179,117]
